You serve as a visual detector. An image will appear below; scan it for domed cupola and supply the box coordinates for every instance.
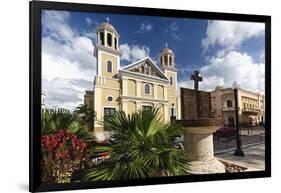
[160,43,175,70]
[94,18,121,77]
[95,17,120,51]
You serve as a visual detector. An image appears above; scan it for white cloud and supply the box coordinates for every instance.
[120,43,150,62]
[137,21,153,33]
[42,11,74,42]
[165,22,182,41]
[42,10,96,109]
[43,78,92,111]
[178,51,265,94]
[202,20,265,50]
[85,17,92,25]
[260,52,265,63]
[189,20,266,94]
[170,22,179,31]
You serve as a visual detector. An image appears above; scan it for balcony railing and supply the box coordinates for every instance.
[241,108,260,113]
[222,107,235,111]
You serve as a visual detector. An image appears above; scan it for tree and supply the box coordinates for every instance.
[83,108,188,181]
[74,104,96,130]
[41,108,94,141]
[41,108,78,135]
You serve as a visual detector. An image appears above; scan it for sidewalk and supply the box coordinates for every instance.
[216,143,265,171]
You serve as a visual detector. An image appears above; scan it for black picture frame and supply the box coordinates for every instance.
[29,0,271,192]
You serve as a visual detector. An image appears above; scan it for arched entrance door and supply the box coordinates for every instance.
[228,116,235,127]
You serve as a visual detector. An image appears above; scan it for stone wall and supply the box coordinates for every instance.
[180,88,211,119]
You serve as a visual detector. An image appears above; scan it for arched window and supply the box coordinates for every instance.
[227,100,233,107]
[100,32,104,45]
[164,55,168,65]
[114,37,117,49]
[107,33,112,47]
[107,60,112,73]
[169,56,172,66]
[144,84,150,94]
[170,77,173,85]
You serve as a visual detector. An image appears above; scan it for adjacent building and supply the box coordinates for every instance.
[211,86,265,127]
[41,91,46,112]
[84,21,181,140]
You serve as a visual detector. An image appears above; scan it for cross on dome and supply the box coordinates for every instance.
[105,17,110,23]
[165,43,168,48]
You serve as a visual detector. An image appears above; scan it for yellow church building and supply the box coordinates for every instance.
[84,21,181,140]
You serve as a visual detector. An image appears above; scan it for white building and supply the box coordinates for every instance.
[211,86,265,126]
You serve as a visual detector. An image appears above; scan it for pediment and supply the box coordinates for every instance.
[122,57,168,80]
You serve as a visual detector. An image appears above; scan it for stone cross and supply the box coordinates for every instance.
[191,70,203,91]
[165,43,168,48]
[190,70,203,118]
[105,17,110,23]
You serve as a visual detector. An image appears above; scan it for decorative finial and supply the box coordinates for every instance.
[165,43,168,48]
[232,81,240,89]
[105,17,110,23]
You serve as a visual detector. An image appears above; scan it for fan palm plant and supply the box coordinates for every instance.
[74,104,96,130]
[83,107,188,181]
[42,108,95,141]
[41,108,78,135]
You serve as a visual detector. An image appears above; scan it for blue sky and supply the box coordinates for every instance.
[42,10,265,109]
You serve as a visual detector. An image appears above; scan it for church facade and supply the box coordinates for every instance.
[84,21,181,140]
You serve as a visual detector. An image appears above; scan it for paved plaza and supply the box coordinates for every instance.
[214,125,265,152]
[216,143,265,171]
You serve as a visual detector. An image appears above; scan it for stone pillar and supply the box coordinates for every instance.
[93,87,105,142]
[122,77,128,96]
[177,119,225,174]
[164,86,168,100]
[136,101,142,111]
[163,103,170,122]
[122,99,128,113]
[153,84,158,99]
[136,80,141,97]
[184,129,214,161]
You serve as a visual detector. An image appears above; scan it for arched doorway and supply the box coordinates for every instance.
[228,116,235,127]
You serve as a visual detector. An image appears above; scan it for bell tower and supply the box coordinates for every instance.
[160,43,178,120]
[160,43,175,70]
[160,43,177,87]
[94,18,121,78]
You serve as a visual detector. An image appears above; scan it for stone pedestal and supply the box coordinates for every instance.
[178,119,225,174]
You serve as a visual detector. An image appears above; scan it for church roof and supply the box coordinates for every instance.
[121,57,169,82]
[160,48,174,55]
[96,22,120,37]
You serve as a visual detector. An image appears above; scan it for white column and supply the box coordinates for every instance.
[97,32,100,44]
[136,101,142,111]
[122,99,128,113]
[122,77,128,96]
[153,84,157,99]
[164,86,168,100]
[136,80,141,97]
[177,96,181,120]
[164,104,169,122]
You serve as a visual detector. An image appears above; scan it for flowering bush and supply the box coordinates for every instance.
[216,127,236,138]
[41,129,87,183]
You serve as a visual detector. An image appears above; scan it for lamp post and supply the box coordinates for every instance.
[233,82,245,156]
